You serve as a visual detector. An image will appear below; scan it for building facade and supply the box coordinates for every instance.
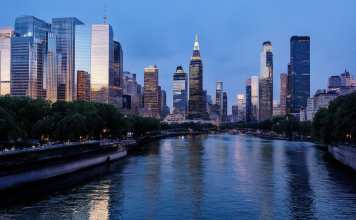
[0,27,16,96]
[280,73,288,116]
[144,65,160,118]
[289,36,310,113]
[245,78,252,123]
[188,33,206,119]
[173,65,188,116]
[251,76,259,121]
[222,92,227,122]
[259,41,273,121]
[216,80,223,114]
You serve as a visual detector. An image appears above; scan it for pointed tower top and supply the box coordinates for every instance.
[103,3,107,24]
[194,23,199,51]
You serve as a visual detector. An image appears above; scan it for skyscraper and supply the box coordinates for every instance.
[173,65,188,116]
[52,17,84,101]
[144,65,160,118]
[237,94,245,121]
[77,70,90,102]
[245,79,252,123]
[327,76,341,92]
[251,76,259,121]
[188,32,206,119]
[232,105,238,117]
[340,69,354,86]
[161,90,170,119]
[113,41,123,108]
[123,72,137,115]
[289,36,310,113]
[259,41,273,121]
[280,73,288,116]
[216,80,223,115]
[0,27,16,96]
[11,16,51,99]
[222,92,227,122]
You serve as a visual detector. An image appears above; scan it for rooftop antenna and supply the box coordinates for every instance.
[103,3,107,24]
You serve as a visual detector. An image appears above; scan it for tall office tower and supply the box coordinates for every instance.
[11,16,51,98]
[259,41,273,121]
[144,65,160,118]
[232,105,238,117]
[0,27,16,96]
[327,76,341,92]
[123,72,137,115]
[289,36,310,113]
[75,24,91,101]
[161,90,170,119]
[340,69,354,86]
[113,41,123,108]
[158,86,162,117]
[280,73,288,116]
[77,70,90,101]
[245,79,252,123]
[222,92,227,122]
[216,80,223,114]
[136,84,143,110]
[237,94,244,121]
[173,65,188,116]
[52,17,84,101]
[188,32,206,119]
[251,76,259,121]
[47,28,59,102]
[286,63,292,115]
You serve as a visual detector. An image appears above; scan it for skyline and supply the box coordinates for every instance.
[1,1,355,114]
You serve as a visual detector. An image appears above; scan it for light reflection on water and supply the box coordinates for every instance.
[1,134,356,219]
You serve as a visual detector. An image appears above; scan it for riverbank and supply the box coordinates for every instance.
[328,145,356,172]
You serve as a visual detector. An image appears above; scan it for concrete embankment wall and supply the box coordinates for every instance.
[0,149,127,190]
[328,145,356,171]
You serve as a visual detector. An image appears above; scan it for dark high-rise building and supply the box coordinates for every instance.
[122,94,131,110]
[158,86,162,117]
[216,80,223,114]
[327,75,341,92]
[280,73,288,116]
[144,65,160,118]
[245,79,252,123]
[222,92,227,122]
[259,41,273,121]
[289,36,310,113]
[77,70,90,102]
[113,41,123,108]
[173,65,188,116]
[52,17,84,101]
[232,105,238,117]
[188,32,206,119]
[161,90,170,119]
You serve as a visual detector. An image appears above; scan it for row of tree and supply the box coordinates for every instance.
[312,91,356,146]
[0,96,161,142]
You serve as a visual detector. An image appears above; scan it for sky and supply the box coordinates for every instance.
[1,0,355,114]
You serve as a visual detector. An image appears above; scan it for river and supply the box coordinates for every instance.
[1,134,356,219]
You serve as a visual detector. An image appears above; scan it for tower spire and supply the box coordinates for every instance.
[194,22,199,51]
[103,3,107,24]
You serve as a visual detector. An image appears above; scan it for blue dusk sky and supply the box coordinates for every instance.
[1,0,355,114]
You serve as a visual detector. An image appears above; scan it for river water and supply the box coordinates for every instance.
[1,134,356,219]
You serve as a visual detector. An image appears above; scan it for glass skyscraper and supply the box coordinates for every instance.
[0,27,16,96]
[11,16,51,99]
[290,36,310,113]
[173,65,188,116]
[188,33,206,119]
[113,41,123,108]
[222,92,227,122]
[216,80,223,115]
[251,76,259,121]
[259,41,273,121]
[245,78,252,123]
[52,17,84,101]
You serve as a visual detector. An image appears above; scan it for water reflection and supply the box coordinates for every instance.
[1,135,356,219]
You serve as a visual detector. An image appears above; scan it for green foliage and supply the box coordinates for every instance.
[312,91,356,146]
[127,115,161,137]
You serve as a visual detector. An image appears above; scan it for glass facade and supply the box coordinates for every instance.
[216,80,223,114]
[0,27,15,96]
[77,70,90,102]
[251,76,259,121]
[259,41,273,121]
[245,79,252,123]
[46,30,58,102]
[123,72,137,115]
[74,25,91,101]
[113,41,123,108]
[144,66,160,118]
[173,65,188,116]
[52,17,84,101]
[11,37,43,98]
[222,92,227,122]
[188,34,206,119]
[280,73,288,116]
[290,36,310,113]
[90,24,114,104]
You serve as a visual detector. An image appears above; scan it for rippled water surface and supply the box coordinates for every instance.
[1,134,356,219]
